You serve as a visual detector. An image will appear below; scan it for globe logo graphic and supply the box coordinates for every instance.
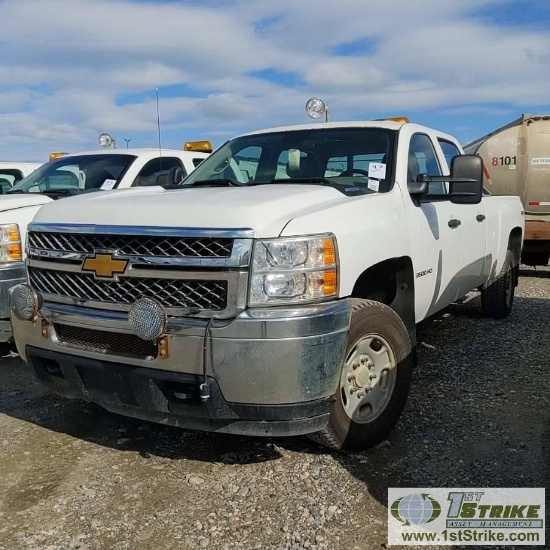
[391,494,441,526]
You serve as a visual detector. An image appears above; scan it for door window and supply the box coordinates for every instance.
[438,139,461,170]
[0,169,23,193]
[132,157,185,186]
[408,134,444,194]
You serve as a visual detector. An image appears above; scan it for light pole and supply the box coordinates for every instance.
[124,138,131,149]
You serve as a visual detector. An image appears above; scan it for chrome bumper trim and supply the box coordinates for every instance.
[13,300,352,405]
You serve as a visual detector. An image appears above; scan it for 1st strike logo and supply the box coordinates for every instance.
[82,253,128,279]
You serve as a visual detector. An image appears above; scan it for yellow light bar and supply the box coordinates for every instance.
[380,117,409,123]
[183,140,213,153]
[49,152,69,161]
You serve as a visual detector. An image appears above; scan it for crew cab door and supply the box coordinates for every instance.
[404,133,465,317]
[438,140,488,297]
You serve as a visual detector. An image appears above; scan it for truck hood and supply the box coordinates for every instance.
[0,194,52,213]
[32,185,349,237]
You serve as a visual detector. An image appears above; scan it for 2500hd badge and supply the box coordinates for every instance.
[416,268,434,278]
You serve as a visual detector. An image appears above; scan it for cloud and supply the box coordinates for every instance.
[305,61,388,89]
[197,93,262,120]
[1,0,550,160]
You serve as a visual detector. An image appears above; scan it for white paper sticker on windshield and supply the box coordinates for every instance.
[368,163,386,179]
[288,149,301,171]
[368,179,379,192]
[101,179,117,190]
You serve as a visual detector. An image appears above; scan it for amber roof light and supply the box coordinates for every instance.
[184,141,213,153]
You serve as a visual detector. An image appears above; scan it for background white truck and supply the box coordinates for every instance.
[464,114,550,266]
[11,120,523,450]
[0,145,210,341]
[0,162,42,193]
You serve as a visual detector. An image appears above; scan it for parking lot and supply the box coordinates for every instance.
[0,268,548,550]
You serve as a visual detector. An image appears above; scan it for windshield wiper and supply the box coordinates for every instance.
[39,189,79,197]
[266,177,368,196]
[164,179,239,189]
[270,177,333,185]
[6,189,79,196]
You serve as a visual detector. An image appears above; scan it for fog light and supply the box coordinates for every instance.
[128,298,166,341]
[11,284,42,321]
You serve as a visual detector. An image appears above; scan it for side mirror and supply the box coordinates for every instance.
[408,173,429,195]
[449,155,483,205]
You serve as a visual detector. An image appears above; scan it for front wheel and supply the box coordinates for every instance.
[309,299,413,451]
[481,250,515,319]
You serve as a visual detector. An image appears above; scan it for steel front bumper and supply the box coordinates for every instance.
[12,301,351,437]
[0,263,25,341]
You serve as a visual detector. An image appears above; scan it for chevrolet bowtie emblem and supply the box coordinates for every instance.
[82,253,128,279]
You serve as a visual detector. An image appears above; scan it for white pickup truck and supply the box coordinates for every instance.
[11,120,524,450]
[0,146,209,341]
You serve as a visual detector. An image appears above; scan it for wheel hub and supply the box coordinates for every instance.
[340,335,398,424]
[351,356,375,390]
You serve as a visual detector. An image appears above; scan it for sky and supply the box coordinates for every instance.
[1,0,550,162]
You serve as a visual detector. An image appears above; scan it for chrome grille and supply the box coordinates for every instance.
[54,324,157,358]
[28,231,233,258]
[29,267,227,311]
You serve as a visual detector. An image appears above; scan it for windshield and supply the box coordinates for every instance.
[182,128,395,194]
[9,154,136,195]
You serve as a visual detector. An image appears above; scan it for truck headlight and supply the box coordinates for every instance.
[0,224,22,263]
[249,235,338,305]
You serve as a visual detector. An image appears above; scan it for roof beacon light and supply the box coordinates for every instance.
[306,97,329,121]
[99,132,115,148]
[49,152,68,161]
[375,116,410,124]
[184,140,213,153]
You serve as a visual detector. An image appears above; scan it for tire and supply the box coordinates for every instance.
[308,299,413,451]
[481,250,515,319]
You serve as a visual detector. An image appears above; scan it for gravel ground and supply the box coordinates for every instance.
[0,268,548,550]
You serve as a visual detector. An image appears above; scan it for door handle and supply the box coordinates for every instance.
[476,214,486,222]
[448,219,461,228]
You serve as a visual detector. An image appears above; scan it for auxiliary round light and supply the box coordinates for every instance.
[306,97,327,119]
[128,298,166,341]
[99,132,114,148]
[11,284,42,321]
